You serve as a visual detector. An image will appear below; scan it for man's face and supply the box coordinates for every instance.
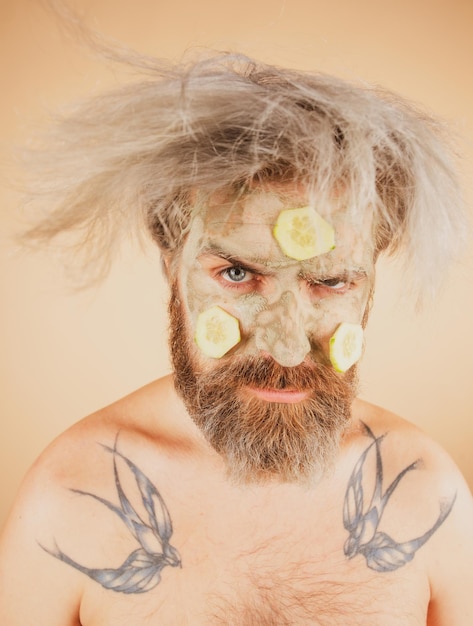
[169,185,376,484]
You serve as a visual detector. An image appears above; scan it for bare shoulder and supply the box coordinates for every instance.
[0,375,187,625]
[351,399,473,625]
[350,398,472,512]
[352,397,471,488]
[4,374,185,495]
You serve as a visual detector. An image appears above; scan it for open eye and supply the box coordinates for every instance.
[221,266,252,283]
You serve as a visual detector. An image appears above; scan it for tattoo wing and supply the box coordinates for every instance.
[361,497,456,572]
[41,440,181,594]
[343,423,456,572]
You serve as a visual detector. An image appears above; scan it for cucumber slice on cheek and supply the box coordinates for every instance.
[195,306,241,359]
[329,322,364,373]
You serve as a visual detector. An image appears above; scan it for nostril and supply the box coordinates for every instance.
[256,330,311,366]
[271,346,310,368]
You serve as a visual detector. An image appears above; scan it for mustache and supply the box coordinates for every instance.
[195,355,348,392]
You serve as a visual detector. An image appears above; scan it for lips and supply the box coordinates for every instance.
[244,386,311,403]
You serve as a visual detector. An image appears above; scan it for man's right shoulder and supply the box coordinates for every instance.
[21,374,189,493]
[0,375,189,625]
[0,416,97,624]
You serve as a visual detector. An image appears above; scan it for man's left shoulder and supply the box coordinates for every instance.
[351,398,471,498]
[347,400,473,623]
[350,399,473,564]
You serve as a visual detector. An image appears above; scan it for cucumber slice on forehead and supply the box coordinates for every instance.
[273,206,335,261]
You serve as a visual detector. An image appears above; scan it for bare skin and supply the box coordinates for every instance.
[1,187,472,624]
[0,378,472,625]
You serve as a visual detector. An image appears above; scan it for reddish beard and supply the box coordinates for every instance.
[169,285,358,484]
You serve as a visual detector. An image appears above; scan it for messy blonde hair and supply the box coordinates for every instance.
[21,50,467,299]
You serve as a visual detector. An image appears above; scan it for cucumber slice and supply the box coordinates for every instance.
[329,322,364,372]
[195,306,241,358]
[273,206,335,261]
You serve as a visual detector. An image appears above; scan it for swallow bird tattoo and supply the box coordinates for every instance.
[343,423,456,573]
[41,439,181,593]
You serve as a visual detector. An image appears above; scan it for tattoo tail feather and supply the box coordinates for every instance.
[41,543,167,593]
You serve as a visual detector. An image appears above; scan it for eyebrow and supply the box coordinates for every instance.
[301,268,369,282]
[198,243,274,271]
[199,243,369,280]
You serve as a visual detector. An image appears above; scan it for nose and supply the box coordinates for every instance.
[254,291,311,367]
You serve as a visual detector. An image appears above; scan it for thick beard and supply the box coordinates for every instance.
[169,284,358,485]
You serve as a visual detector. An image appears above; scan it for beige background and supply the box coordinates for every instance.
[1,0,472,529]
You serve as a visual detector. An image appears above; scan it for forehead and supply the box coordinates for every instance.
[183,186,376,270]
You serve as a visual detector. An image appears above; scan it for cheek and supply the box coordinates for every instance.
[303,289,373,355]
[190,295,268,361]
[180,265,268,358]
[180,261,227,322]
[183,271,214,318]
[318,292,369,327]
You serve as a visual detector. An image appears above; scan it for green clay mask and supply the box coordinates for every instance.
[177,186,375,368]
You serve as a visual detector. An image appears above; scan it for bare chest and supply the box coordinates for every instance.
[64,424,437,625]
[79,519,430,626]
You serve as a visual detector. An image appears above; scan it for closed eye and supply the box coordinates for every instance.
[317,278,347,290]
[306,271,366,297]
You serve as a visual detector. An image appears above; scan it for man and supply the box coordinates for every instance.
[0,53,472,624]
